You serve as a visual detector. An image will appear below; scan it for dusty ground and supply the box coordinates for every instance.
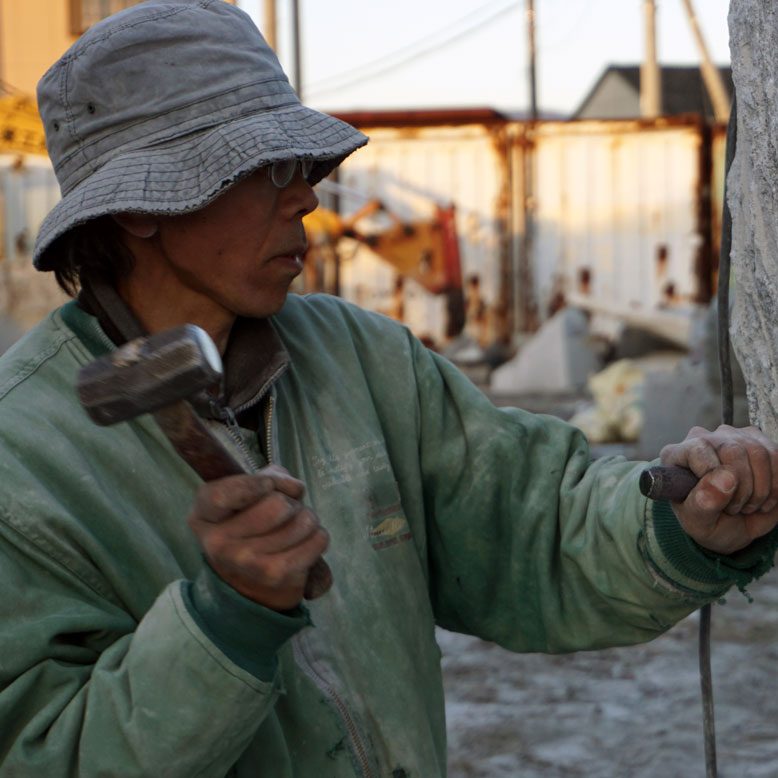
[439,557,778,778]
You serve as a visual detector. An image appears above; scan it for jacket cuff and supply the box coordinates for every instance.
[644,500,778,596]
[182,563,310,682]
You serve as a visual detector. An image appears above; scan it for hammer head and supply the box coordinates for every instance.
[77,324,223,426]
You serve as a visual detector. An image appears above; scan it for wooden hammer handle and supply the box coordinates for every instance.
[154,402,246,481]
[154,402,332,600]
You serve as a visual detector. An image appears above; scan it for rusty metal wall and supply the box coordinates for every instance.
[0,117,723,348]
[336,114,718,346]
[525,118,709,320]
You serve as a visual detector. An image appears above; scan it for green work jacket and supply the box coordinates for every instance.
[0,294,772,777]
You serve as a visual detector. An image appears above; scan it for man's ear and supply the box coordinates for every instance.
[112,212,158,239]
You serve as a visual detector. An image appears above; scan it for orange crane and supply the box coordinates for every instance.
[303,193,466,339]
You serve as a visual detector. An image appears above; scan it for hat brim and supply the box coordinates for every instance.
[33,103,367,270]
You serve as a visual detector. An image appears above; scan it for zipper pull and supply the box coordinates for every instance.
[209,398,239,430]
[209,399,262,472]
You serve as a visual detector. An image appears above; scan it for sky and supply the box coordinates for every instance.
[237,0,732,116]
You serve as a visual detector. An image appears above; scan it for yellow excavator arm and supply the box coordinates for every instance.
[303,200,462,295]
[303,198,465,337]
[0,95,48,156]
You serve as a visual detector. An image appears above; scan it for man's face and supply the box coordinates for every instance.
[125,166,319,328]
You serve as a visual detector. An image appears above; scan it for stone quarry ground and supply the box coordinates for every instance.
[440,571,778,777]
[439,388,778,777]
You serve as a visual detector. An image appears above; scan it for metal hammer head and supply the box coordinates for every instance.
[77,324,223,426]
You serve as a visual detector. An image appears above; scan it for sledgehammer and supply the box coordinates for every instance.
[76,323,332,600]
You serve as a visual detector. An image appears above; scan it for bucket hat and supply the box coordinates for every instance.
[33,0,368,269]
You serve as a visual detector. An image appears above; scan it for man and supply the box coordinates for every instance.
[0,1,776,776]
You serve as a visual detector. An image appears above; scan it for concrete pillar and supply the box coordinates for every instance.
[641,0,662,118]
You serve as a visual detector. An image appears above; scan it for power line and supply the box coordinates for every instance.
[540,0,602,50]
[307,0,514,91]
[306,0,519,99]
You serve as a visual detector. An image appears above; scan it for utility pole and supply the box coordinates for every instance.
[0,0,5,89]
[640,0,662,118]
[516,0,539,335]
[262,0,277,51]
[291,0,303,99]
[680,0,730,122]
[526,0,538,121]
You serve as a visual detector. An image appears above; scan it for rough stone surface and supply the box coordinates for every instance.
[728,0,778,436]
[637,358,748,460]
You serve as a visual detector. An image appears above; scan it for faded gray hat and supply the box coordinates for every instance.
[33,0,367,270]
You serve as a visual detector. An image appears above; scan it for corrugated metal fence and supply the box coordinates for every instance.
[0,116,726,348]
[334,112,724,347]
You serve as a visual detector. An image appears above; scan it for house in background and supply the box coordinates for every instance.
[573,65,733,121]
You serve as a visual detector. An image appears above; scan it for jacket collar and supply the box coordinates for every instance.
[78,278,289,418]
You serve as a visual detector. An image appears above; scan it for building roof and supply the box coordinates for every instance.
[573,65,733,121]
[331,107,510,128]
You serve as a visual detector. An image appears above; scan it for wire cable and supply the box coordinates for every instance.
[701,92,738,778]
[306,0,519,98]
[540,0,602,50]
[307,0,514,91]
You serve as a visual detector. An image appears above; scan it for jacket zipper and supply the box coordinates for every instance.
[223,377,376,776]
[263,395,275,464]
[292,636,376,778]
[222,360,288,466]
[260,395,375,776]
[216,392,275,468]
[211,402,261,472]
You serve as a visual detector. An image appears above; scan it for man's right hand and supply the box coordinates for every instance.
[187,465,330,611]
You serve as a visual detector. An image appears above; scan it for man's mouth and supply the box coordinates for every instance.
[273,242,307,260]
[269,249,305,273]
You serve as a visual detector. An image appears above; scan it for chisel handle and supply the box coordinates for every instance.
[639,465,700,502]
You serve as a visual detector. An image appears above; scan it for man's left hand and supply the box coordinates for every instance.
[660,425,778,554]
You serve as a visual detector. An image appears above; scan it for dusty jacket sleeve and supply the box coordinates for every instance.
[0,520,288,777]
[408,336,770,653]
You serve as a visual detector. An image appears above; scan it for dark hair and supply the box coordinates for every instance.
[51,216,135,297]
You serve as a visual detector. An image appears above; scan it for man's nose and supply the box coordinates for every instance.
[284,173,319,218]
